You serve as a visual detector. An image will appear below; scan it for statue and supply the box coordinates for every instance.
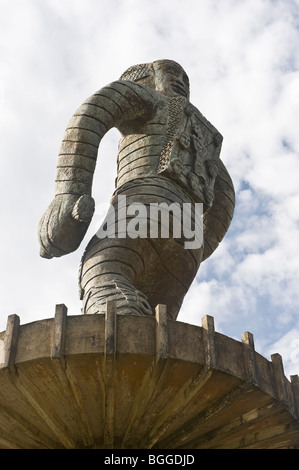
[38,60,235,320]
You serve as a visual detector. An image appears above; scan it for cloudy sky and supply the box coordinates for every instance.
[1,0,299,377]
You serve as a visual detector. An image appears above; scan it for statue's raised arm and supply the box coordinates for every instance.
[38,78,157,259]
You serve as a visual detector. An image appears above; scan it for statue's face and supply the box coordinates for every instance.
[153,61,190,99]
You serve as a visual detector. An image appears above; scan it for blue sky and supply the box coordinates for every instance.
[1,0,299,377]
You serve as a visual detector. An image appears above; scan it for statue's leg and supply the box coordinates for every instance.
[79,233,202,319]
[79,178,203,318]
[134,237,203,320]
[79,236,153,315]
[112,182,203,319]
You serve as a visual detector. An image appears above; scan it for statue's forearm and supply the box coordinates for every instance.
[55,81,156,196]
[38,81,156,259]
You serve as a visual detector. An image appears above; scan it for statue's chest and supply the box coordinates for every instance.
[156,97,223,209]
[117,96,223,209]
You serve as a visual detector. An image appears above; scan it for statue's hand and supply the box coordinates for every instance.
[38,194,95,259]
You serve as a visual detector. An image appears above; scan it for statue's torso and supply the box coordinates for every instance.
[116,94,223,210]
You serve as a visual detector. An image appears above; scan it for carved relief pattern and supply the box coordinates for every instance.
[157,96,186,173]
[120,63,153,82]
[157,98,221,208]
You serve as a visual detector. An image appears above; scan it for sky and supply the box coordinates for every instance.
[1,0,299,378]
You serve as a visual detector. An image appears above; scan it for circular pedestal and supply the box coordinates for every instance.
[0,303,299,449]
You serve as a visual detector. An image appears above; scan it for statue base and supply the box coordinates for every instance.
[0,302,299,449]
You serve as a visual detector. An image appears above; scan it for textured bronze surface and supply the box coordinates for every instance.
[39,60,235,319]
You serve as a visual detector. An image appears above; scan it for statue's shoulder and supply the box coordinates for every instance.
[106,80,161,103]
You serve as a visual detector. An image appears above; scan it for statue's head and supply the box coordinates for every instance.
[120,59,190,100]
